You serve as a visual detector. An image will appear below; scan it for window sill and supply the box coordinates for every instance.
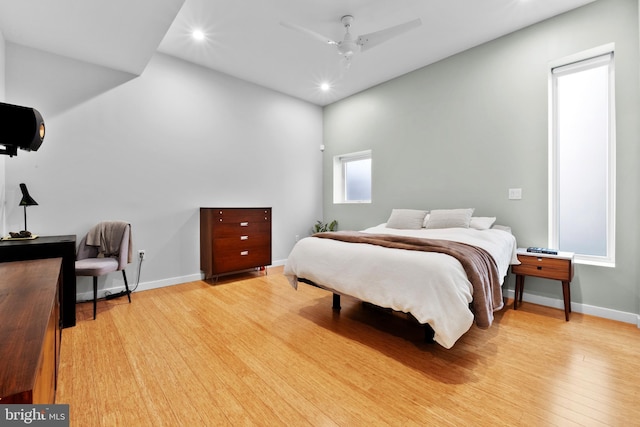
[334,200,371,204]
[574,257,615,268]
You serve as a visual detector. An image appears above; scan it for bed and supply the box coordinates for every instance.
[283,209,519,349]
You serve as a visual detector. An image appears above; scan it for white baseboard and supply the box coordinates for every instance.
[271,259,287,267]
[503,288,640,327]
[76,272,204,302]
[77,259,289,302]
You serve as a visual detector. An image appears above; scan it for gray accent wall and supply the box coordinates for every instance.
[322,0,640,319]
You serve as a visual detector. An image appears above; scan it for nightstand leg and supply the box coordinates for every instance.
[562,281,571,321]
[514,275,524,309]
[518,277,524,303]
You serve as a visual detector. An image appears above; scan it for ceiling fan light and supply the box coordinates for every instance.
[338,41,357,57]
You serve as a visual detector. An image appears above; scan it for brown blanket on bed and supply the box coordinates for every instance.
[313,231,503,328]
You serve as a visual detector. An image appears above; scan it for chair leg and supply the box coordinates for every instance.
[93,276,98,320]
[122,270,131,303]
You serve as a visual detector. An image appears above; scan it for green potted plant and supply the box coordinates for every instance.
[313,219,338,233]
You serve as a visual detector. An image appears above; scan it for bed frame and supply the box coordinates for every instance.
[297,277,436,342]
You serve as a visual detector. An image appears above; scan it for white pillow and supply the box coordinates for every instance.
[425,208,474,229]
[386,209,428,229]
[470,216,496,230]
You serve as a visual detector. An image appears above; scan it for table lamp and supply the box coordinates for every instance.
[19,183,38,232]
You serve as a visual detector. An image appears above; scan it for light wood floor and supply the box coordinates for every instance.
[57,266,640,426]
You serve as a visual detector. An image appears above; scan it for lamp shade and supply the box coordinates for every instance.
[19,183,38,206]
[0,102,45,157]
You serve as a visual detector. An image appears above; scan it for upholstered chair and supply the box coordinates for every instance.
[75,222,132,319]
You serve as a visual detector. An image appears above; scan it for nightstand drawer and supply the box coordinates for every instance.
[512,255,572,281]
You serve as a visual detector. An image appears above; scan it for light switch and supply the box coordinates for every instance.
[508,188,522,200]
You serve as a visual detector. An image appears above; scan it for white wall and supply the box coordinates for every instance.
[323,0,640,322]
[0,30,4,101]
[4,45,323,298]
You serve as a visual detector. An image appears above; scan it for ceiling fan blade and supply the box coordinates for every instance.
[357,18,422,52]
[280,21,338,45]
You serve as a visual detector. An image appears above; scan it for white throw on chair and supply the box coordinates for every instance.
[75,221,132,319]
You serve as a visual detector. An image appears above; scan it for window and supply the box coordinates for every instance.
[333,150,371,203]
[549,47,615,266]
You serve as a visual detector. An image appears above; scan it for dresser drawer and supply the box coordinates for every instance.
[212,221,270,238]
[212,247,271,274]
[213,235,270,253]
[212,208,271,222]
[512,254,572,281]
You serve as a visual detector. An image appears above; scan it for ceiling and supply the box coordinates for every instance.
[0,0,597,106]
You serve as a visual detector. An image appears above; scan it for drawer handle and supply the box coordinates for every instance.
[240,222,249,227]
[240,235,248,240]
[537,266,542,270]
[240,250,249,256]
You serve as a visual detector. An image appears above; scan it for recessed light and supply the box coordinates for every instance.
[320,82,331,91]
[192,29,205,41]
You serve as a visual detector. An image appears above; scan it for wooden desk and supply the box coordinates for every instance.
[0,235,76,327]
[512,248,575,321]
[0,258,62,404]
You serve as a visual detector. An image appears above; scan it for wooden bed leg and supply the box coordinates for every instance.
[424,324,435,343]
[332,293,341,311]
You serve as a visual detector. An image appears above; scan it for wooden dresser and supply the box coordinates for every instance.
[200,208,272,279]
[0,258,62,404]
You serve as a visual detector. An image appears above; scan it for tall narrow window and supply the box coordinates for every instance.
[549,48,615,266]
[333,150,372,203]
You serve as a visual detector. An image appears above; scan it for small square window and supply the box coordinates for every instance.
[333,150,371,204]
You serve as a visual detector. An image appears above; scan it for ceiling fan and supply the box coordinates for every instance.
[281,15,422,70]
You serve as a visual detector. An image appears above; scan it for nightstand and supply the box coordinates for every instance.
[511,248,575,321]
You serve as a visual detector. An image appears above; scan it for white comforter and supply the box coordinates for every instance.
[284,224,518,349]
